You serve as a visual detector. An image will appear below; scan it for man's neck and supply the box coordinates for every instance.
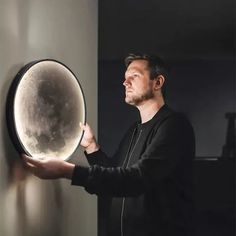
[137,98,165,124]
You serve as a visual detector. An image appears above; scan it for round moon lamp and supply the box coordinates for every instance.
[6,59,86,161]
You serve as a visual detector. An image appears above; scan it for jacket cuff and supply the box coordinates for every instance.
[84,148,103,158]
[71,165,89,186]
[84,149,103,165]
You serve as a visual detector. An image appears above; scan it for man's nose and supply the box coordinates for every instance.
[123,76,131,87]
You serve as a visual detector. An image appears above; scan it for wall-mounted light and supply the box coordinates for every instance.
[6,59,86,161]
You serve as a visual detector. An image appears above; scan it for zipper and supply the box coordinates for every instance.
[120,128,143,236]
[120,197,126,236]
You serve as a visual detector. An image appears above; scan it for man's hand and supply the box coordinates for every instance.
[22,154,75,180]
[80,122,100,154]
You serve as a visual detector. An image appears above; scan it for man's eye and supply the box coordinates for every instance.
[133,73,140,77]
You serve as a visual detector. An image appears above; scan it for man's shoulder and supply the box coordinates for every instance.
[154,105,193,131]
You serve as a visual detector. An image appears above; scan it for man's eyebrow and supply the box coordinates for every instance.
[127,67,146,73]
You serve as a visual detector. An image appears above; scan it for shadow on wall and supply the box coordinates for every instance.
[1,63,26,185]
[0,65,64,236]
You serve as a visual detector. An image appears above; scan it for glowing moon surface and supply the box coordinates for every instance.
[12,60,86,160]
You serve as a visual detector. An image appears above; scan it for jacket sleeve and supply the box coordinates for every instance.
[85,149,115,167]
[71,115,195,197]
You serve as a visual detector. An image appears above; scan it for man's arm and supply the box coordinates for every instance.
[23,116,194,197]
[23,154,75,179]
[72,115,195,197]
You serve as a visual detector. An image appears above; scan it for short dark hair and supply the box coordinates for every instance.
[125,53,168,80]
[125,53,169,97]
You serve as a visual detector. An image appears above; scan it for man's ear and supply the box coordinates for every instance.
[153,75,165,90]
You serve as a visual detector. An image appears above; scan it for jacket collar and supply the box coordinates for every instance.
[138,104,173,129]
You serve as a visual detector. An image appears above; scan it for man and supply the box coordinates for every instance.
[24,53,195,236]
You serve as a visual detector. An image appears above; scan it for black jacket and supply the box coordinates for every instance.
[71,105,195,236]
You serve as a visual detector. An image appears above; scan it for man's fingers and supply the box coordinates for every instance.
[22,154,43,167]
[22,154,43,177]
[25,161,36,170]
[80,122,87,130]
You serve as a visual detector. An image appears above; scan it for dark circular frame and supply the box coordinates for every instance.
[6,59,86,161]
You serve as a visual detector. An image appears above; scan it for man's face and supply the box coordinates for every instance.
[123,60,155,106]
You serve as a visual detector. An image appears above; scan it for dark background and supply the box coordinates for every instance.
[98,0,235,235]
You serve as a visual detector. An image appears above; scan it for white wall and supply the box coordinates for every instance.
[0,0,97,235]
